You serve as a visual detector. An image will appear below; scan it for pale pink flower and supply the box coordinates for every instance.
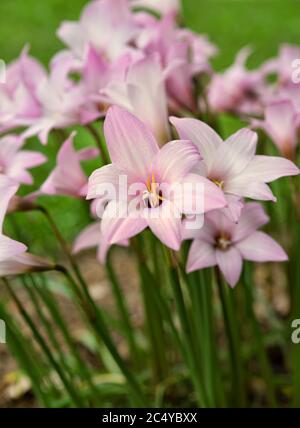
[252,100,299,159]
[171,117,300,220]
[0,175,53,276]
[0,135,46,184]
[21,52,90,144]
[73,221,129,263]
[136,12,216,111]
[57,0,138,62]
[207,47,266,115]
[0,47,46,133]
[101,54,170,145]
[185,203,288,287]
[41,132,98,198]
[79,47,137,120]
[87,106,226,253]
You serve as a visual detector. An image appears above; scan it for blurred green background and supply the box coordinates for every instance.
[0,0,299,255]
[1,0,300,67]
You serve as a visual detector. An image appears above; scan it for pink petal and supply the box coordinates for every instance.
[232,203,269,242]
[0,175,19,229]
[87,163,127,201]
[209,131,256,181]
[73,222,101,253]
[0,252,53,276]
[171,173,226,215]
[225,178,276,202]
[104,106,159,178]
[126,54,170,145]
[7,151,46,185]
[154,140,201,183]
[236,231,288,262]
[186,240,216,273]
[101,200,147,245]
[146,200,182,250]
[170,116,222,170]
[221,194,244,223]
[56,22,86,58]
[181,215,205,241]
[239,155,300,183]
[225,128,257,158]
[264,100,298,157]
[41,132,87,197]
[0,135,24,163]
[0,235,27,263]
[216,247,243,288]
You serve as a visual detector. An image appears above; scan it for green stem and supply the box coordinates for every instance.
[133,236,169,383]
[3,278,85,407]
[57,267,147,407]
[188,269,226,407]
[166,250,208,407]
[243,264,277,407]
[0,301,52,407]
[29,275,99,404]
[215,268,246,407]
[106,257,140,369]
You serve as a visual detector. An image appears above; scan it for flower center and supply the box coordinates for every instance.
[210,178,224,189]
[142,173,164,208]
[216,233,231,251]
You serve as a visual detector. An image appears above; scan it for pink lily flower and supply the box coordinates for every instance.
[207,47,266,116]
[136,12,216,111]
[101,54,170,145]
[73,221,129,263]
[87,106,226,253]
[252,100,299,160]
[80,47,138,120]
[0,135,46,184]
[185,202,288,287]
[171,117,300,220]
[0,175,53,276]
[0,47,46,133]
[21,52,90,144]
[131,0,181,16]
[41,132,99,198]
[57,0,138,62]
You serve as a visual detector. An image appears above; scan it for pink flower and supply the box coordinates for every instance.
[73,221,129,263]
[101,54,170,145]
[185,203,288,287]
[0,175,53,275]
[0,47,46,133]
[21,52,88,144]
[41,132,98,198]
[80,47,137,120]
[57,0,138,62]
[136,12,216,111]
[207,47,266,115]
[171,117,300,220]
[87,106,226,254]
[252,100,299,159]
[0,135,46,184]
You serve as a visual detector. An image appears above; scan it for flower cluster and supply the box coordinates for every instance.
[0,0,299,287]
